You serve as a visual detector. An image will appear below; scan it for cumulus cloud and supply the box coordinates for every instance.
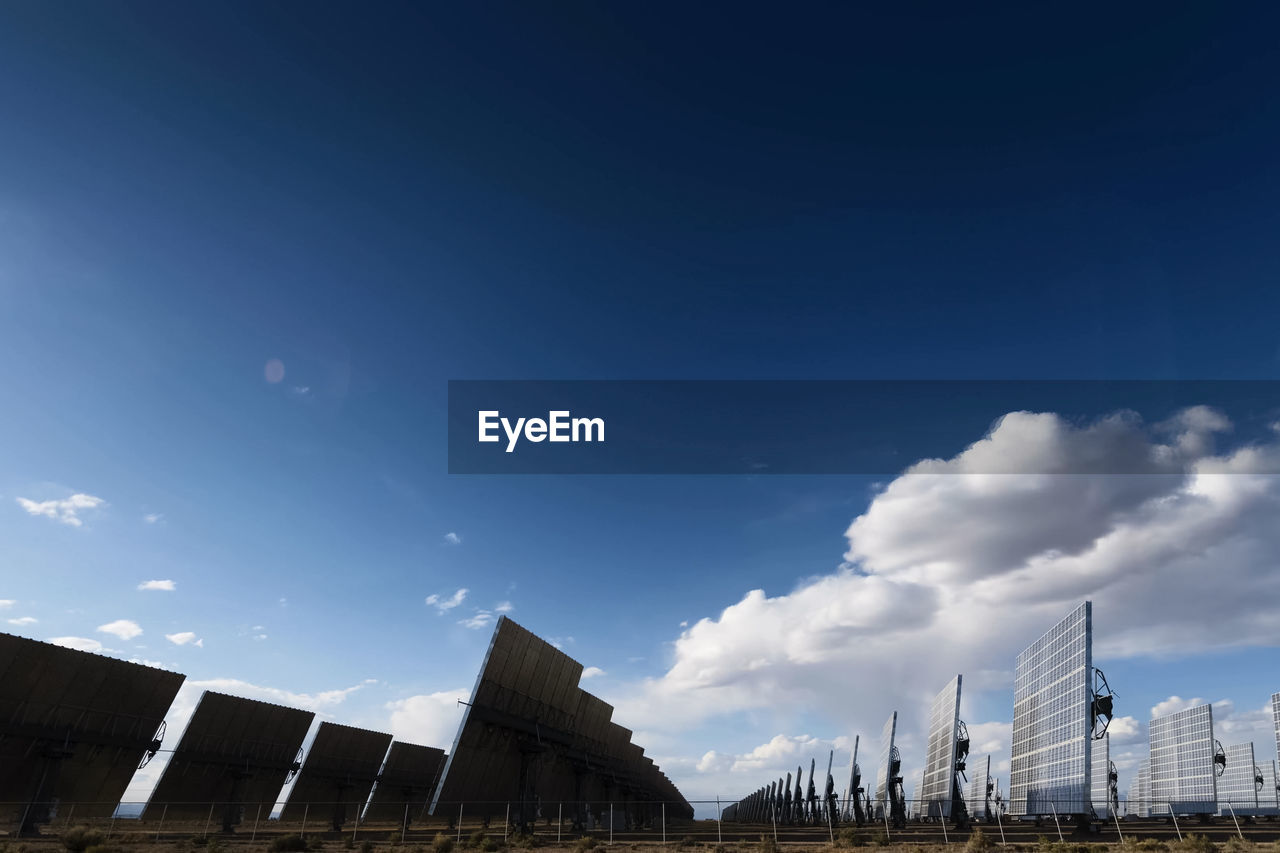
[97,619,143,640]
[143,513,163,524]
[459,610,494,630]
[582,666,606,679]
[137,579,176,591]
[613,406,1280,795]
[444,532,462,545]
[16,493,105,527]
[7,616,37,626]
[386,689,469,748]
[495,601,514,613]
[425,588,467,613]
[165,631,203,647]
[0,600,14,609]
[48,636,103,652]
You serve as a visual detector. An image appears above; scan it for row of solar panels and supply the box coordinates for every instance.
[0,616,691,832]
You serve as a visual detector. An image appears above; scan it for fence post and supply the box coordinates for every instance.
[252,804,262,843]
[353,802,360,844]
[609,802,614,845]
[302,802,310,839]
[716,797,722,844]
[65,803,76,828]
[505,803,510,843]
[996,806,1005,845]
[403,803,410,844]
[662,802,666,845]
[883,799,890,840]
[204,802,215,838]
[109,809,117,840]
[1049,802,1062,843]
[1112,807,1123,841]
[1227,803,1243,839]
[156,803,168,842]
[941,808,948,845]
[1170,807,1182,841]
[557,802,562,844]
[457,802,464,843]
[827,798,835,844]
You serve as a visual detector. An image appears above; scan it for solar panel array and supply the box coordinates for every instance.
[1217,742,1258,814]
[363,742,447,824]
[966,754,991,819]
[281,722,394,829]
[873,711,897,815]
[920,675,961,818]
[1149,703,1217,815]
[1273,692,1279,775]
[0,632,185,826]
[145,691,314,826]
[1090,733,1110,818]
[430,617,690,824]
[1260,761,1278,811]
[1010,602,1092,816]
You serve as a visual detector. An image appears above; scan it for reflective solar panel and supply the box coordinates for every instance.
[144,691,314,828]
[920,675,961,818]
[1149,703,1217,815]
[0,632,185,827]
[1217,743,1258,814]
[1272,692,1279,774]
[1260,761,1277,811]
[966,754,990,818]
[362,742,447,824]
[1010,602,1092,816]
[874,712,896,817]
[843,734,860,810]
[280,722,393,829]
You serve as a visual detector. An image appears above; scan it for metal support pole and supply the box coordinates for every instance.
[252,804,262,844]
[662,802,666,845]
[353,803,360,844]
[457,803,464,843]
[302,802,310,839]
[505,803,510,842]
[557,802,562,844]
[827,799,835,844]
[883,800,890,840]
[1227,803,1242,839]
[772,803,778,843]
[609,802,614,845]
[156,803,168,842]
[996,808,1005,845]
[941,811,949,845]
[403,803,410,843]
[205,801,215,838]
[109,810,117,841]
[1112,807,1123,842]
[65,803,76,828]
[716,797,722,844]
[1170,808,1182,841]
[1049,803,1062,842]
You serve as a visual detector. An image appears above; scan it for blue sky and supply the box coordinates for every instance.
[2,2,1280,816]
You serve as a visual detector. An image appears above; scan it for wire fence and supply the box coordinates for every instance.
[4,798,1278,844]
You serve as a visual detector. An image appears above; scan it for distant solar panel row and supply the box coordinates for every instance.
[1149,703,1217,816]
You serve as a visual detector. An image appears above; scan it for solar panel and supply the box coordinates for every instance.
[1273,692,1279,774]
[1127,758,1151,818]
[873,712,896,817]
[842,734,860,819]
[967,754,991,819]
[920,675,961,818]
[1260,761,1278,812]
[1010,601,1092,816]
[1090,733,1110,818]
[1149,703,1217,815]
[144,691,313,829]
[0,632,185,830]
[280,722,393,830]
[1217,743,1259,814]
[362,742,447,825]
[429,617,692,829]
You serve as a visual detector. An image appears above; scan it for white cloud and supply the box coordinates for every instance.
[165,631,203,647]
[16,493,105,527]
[386,689,469,748]
[0,599,14,609]
[97,619,143,640]
[137,579,175,591]
[48,636,103,652]
[253,633,268,641]
[7,616,37,626]
[444,531,462,545]
[495,601,514,613]
[1150,695,1207,720]
[613,406,1280,771]
[582,666,606,679]
[459,610,494,630]
[425,588,468,613]
[143,513,163,524]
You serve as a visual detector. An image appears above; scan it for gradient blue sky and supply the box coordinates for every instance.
[2,2,1279,814]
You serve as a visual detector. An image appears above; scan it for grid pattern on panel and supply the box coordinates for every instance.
[1009,602,1092,816]
[1126,758,1151,818]
[1091,734,1110,818]
[967,755,990,817]
[1218,743,1258,810]
[1273,693,1280,775]
[1261,761,1278,809]
[921,675,961,818]
[1150,703,1216,815]
[874,713,897,811]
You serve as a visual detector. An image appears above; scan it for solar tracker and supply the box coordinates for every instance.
[1217,743,1259,814]
[429,617,692,829]
[0,632,185,831]
[920,675,962,819]
[280,722,393,830]
[1273,692,1279,774]
[1260,761,1278,812]
[1010,601,1092,816]
[873,712,896,817]
[144,691,314,830]
[1126,758,1151,818]
[1090,733,1110,818]
[1149,703,1217,816]
[966,754,991,820]
[363,743,447,824]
